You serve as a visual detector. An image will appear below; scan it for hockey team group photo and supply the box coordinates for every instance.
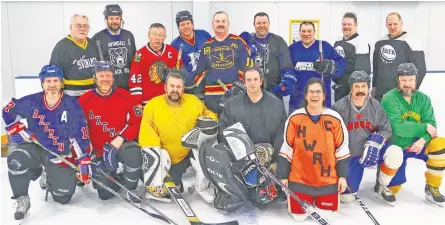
[1,1,444,225]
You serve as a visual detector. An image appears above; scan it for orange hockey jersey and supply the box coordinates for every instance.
[128,43,182,106]
[278,107,350,196]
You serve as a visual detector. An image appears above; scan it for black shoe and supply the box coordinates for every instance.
[374,182,396,206]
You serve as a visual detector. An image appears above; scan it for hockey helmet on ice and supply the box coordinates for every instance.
[396,63,418,78]
[176,10,193,27]
[39,64,64,83]
[103,4,122,18]
[348,70,371,88]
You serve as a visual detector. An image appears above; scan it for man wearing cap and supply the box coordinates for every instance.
[332,70,403,206]
[78,61,143,203]
[92,4,137,91]
[381,63,445,207]
[171,10,211,77]
[3,64,92,221]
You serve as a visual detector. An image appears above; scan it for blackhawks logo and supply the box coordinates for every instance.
[134,53,142,62]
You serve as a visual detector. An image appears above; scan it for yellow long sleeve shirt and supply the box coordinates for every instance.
[139,93,218,164]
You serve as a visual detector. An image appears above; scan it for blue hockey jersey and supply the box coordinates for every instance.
[2,92,91,166]
[288,40,345,111]
[171,29,212,73]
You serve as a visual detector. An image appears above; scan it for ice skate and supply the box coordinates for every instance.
[425,184,444,207]
[39,171,47,190]
[13,195,30,224]
[124,189,142,204]
[374,182,396,206]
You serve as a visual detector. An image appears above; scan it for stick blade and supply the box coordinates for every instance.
[190,220,239,225]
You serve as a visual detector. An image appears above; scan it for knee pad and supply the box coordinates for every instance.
[121,145,143,169]
[7,149,33,175]
[426,137,445,160]
[383,145,404,169]
[52,193,73,204]
[29,166,43,181]
[388,185,402,195]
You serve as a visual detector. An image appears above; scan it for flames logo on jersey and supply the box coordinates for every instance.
[148,61,168,84]
[379,44,396,64]
[109,47,128,69]
[209,46,234,69]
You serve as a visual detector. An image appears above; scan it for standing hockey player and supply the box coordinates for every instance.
[277,78,350,222]
[139,72,217,202]
[91,4,137,91]
[171,10,211,75]
[381,63,445,206]
[3,65,92,222]
[78,61,142,202]
[192,11,252,114]
[238,12,296,99]
[50,14,99,97]
[288,21,345,113]
[333,12,371,101]
[372,12,426,101]
[129,23,181,108]
[218,67,287,173]
[332,71,403,206]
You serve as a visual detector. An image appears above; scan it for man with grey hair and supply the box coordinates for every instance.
[372,12,426,101]
[50,14,100,97]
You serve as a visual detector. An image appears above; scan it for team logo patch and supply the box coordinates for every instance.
[134,53,142,62]
[335,46,345,58]
[133,105,142,116]
[379,44,396,64]
[109,47,128,68]
[210,46,234,70]
[148,60,168,84]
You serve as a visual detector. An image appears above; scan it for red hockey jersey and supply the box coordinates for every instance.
[128,43,181,106]
[78,88,142,157]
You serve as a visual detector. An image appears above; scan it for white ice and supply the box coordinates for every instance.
[1,157,444,225]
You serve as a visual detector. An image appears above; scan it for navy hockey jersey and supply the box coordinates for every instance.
[288,40,345,110]
[2,93,91,166]
[171,29,212,73]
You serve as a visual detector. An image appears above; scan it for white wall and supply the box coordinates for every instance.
[2,1,445,133]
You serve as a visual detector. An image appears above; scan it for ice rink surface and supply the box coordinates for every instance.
[1,157,444,225]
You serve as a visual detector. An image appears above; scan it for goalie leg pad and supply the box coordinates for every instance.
[190,149,216,204]
[142,147,171,187]
[222,122,256,160]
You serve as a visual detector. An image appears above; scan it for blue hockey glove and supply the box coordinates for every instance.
[239,31,260,59]
[90,156,106,179]
[103,143,119,172]
[76,154,92,184]
[360,133,386,168]
[6,121,33,144]
[271,71,298,96]
[313,59,337,75]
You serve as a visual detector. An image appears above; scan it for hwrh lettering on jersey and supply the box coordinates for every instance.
[89,110,116,137]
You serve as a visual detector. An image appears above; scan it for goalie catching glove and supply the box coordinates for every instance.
[313,59,337,75]
[361,133,386,168]
[141,147,172,202]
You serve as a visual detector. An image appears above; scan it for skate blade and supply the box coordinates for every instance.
[373,192,395,207]
[425,194,444,207]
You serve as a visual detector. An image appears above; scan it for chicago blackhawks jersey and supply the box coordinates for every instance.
[2,92,91,166]
[277,107,350,196]
[171,29,212,73]
[333,33,371,87]
[373,32,426,101]
[288,40,345,109]
[128,43,181,106]
[193,34,251,113]
[332,95,392,157]
[50,36,99,97]
[78,88,142,157]
[91,29,137,90]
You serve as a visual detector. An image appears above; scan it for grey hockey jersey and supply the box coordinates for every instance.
[332,95,392,157]
[372,32,426,100]
[50,36,99,97]
[91,29,136,90]
[333,33,371,86]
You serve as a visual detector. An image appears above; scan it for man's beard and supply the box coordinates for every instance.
[398,86,416,96]
[108,23,121,32]
[167,92,181,103]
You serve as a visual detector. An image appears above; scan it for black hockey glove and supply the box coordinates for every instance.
[313,59,337,75]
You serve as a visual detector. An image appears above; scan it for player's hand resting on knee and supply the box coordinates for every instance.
[338,177,347,193]
[76,154,92,184]
[360,133,385,167]
[408,138,426,154]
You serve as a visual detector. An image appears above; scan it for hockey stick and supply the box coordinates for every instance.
[176,43,184,70]
[251,156,332,225]
[95,40,105,61]
[163,176,239,225]
[347,187,380,225]
[216,79,231,94]
[27,136,172,224]
[319,39,324,83]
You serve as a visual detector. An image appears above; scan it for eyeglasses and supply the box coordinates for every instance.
[308,90,323,95]
[74,24,90,30]
[150,33,165,38]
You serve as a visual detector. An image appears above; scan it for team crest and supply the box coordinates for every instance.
[134,53,142,62]
[210,46,234,70]
[133,105,142,116]
[148,61,168,84]
[109,47,128,68]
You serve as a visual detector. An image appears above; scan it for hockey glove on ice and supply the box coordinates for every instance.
[360,133,385,168]
[76,154,92,184]
[6,121,33,144]
[272,70,298,96]
[313,59,337,75]
[104,143,119,172]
